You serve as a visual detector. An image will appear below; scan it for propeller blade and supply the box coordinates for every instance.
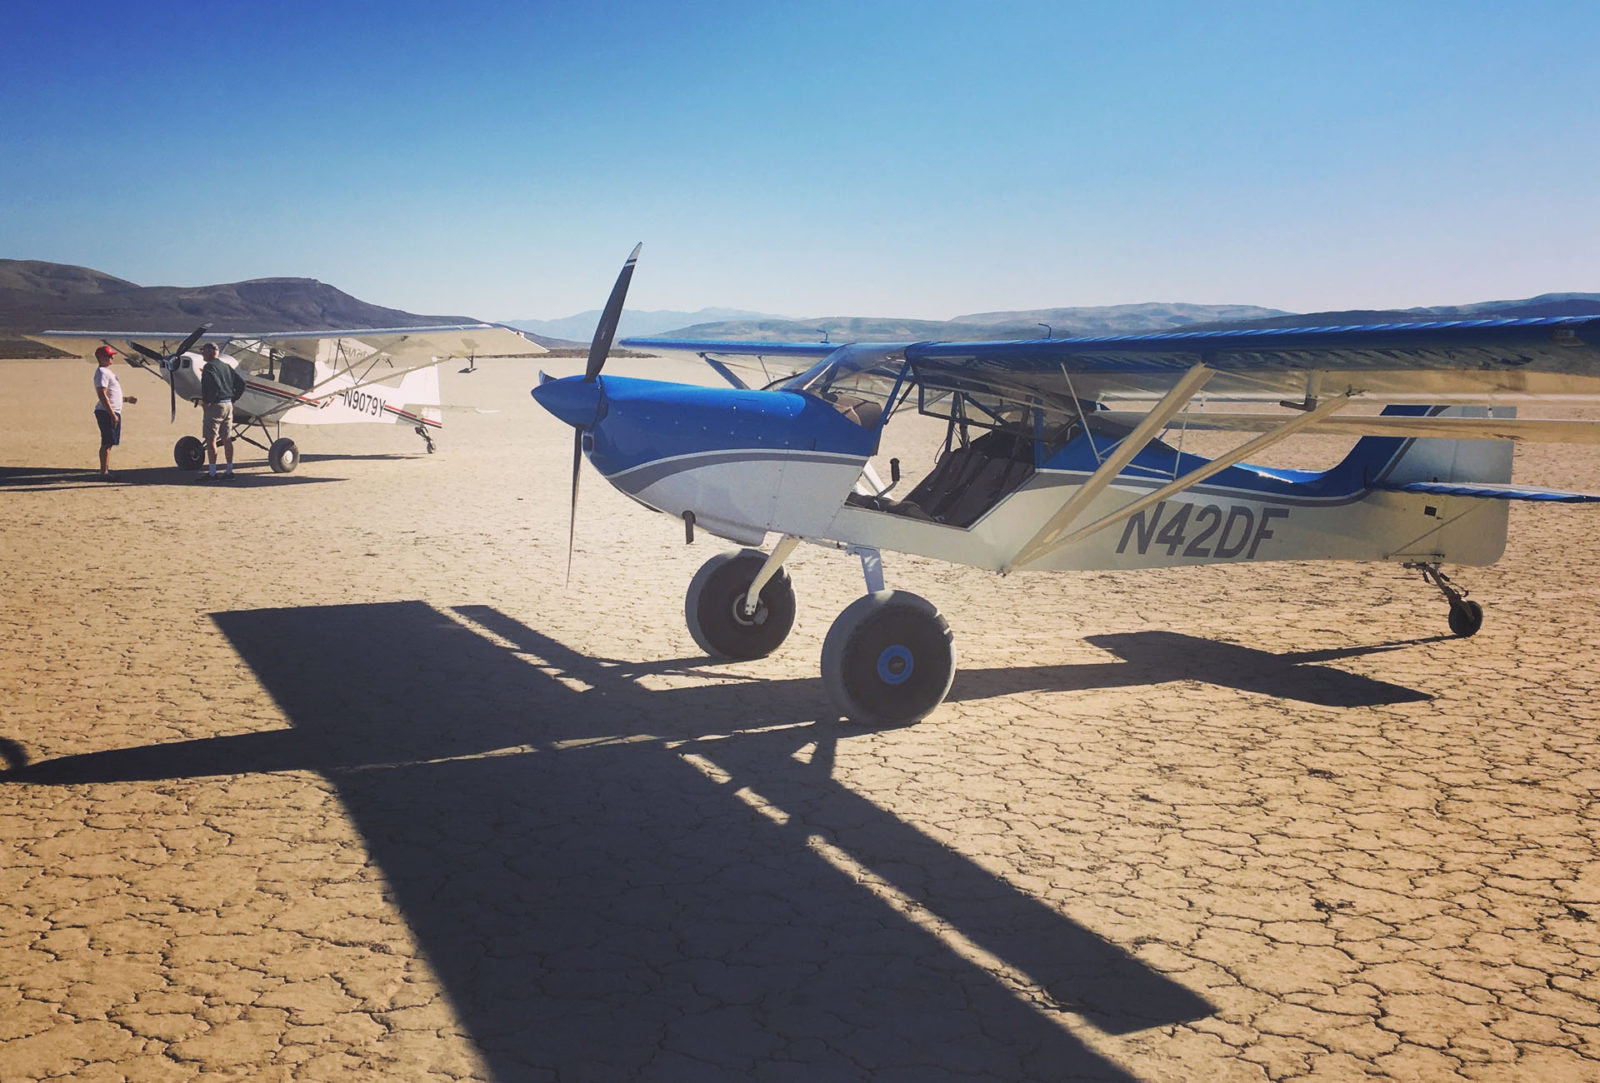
[566,429,583,584]
[128,340,164,363]
[170,375,177,424]
[584,243,641,383]
[175,325,209,358]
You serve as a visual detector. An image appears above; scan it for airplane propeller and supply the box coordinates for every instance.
[127,325,208,422]
[538,244,641,582]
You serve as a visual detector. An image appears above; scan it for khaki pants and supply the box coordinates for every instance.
[202,402,233,443]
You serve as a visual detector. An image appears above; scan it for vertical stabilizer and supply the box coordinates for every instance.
[396,364,443,426]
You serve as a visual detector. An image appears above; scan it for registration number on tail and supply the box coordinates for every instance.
[1115,501,1289,560]
[337,388,385,417]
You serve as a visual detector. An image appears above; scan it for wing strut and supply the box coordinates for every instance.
[1007,392,1356,571]
[1004,362,1214,571]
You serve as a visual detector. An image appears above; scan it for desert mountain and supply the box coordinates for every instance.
[650,296,1600,342]
[1176,293,1600,332]
[0,259,476,336]
[507,307,790,343]
[656,304,1290,342]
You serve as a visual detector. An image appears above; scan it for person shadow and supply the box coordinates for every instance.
[4,600,1286,1079]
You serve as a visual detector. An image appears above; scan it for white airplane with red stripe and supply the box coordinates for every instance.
[31,324,541,473]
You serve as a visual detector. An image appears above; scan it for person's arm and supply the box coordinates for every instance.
[96,383,116,416]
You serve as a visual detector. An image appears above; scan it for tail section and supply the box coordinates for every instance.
[391,364,443,429]
[1347,406,1515,566]
[1333,405,1513,490]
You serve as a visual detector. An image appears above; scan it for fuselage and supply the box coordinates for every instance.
[532,372,1512,572]
[163,351,442,430]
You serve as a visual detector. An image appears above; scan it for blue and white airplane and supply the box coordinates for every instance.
[533,246,1600,727]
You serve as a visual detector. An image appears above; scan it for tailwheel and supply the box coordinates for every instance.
[268,437,299,473]
[1404,561,1484,638]
[1448,599,1484,638]
[821,590,955,727]
[174,435,204,470]
[685,548,796,660]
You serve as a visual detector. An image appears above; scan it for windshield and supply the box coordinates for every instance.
[782,345,909,428]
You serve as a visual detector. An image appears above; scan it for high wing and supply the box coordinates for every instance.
[30,324,544,423]
[29,323,541,367]
[905,315,1600,405]
[235,324,543,367]
[629,316,1600,443]
[221,325,543,418]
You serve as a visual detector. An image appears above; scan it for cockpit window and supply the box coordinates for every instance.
[782,347,907,429]
[277,355,316,391]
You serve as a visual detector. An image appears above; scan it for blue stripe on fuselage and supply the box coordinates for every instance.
[1043,405,1429,503]
[585,376,879,478]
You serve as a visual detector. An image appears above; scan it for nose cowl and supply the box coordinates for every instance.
[531,375,604,430]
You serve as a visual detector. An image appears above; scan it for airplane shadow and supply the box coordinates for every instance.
[0,465,337,490]
[951,630,1437,708]
[4,600,1218,1081]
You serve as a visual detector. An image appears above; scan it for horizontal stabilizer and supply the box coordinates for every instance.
[1375,481,1600,503]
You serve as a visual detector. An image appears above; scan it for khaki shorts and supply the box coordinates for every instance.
[202,402,233,443]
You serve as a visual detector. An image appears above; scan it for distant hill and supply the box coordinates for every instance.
[646,295,1600,343]
[0,258,480,332]
[652,302,1294,343]
[1179,293,1600,332]
[0,259,508,357]
[947,302,1289,334]
[507,307,793,343]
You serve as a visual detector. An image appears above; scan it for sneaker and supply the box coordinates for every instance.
[222,469,235,479]
[195,472,214,482]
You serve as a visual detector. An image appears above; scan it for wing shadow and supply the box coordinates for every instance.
[951,630,1435,708]
[5,600,1211,1079]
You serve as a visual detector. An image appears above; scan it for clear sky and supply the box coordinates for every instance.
[4,0,1598,322]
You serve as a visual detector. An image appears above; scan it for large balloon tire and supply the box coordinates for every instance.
[1448,599,1484,638]
[685,549,796,660]
[822,590,955,727]
[174,435,204,471]
[268,437,299,474]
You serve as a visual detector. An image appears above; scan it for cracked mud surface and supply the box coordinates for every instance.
[2,355,1597,1081]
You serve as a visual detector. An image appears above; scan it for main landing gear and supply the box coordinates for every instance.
[685,547,797,660]
[174,435,204,471]
[684,539,956,727]
[1405,561,1484,637]
[172,425,300,474]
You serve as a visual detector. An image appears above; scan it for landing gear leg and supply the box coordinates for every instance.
[685,541,798,660]
[415,425,436,453]
[1404,561,1483,637]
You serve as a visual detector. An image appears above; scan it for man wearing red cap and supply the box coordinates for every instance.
[92,345,136,478]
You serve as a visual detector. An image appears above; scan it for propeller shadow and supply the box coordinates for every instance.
[5,600,1214,1079]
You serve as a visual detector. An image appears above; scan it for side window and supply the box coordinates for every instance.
[278,356,315,391]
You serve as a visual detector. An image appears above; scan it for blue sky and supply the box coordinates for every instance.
[4,1,1597,321]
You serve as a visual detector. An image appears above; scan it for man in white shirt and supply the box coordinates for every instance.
[92,345,136,478]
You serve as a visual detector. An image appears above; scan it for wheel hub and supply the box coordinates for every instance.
[876,645,914,685]
[731,593,768,628]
